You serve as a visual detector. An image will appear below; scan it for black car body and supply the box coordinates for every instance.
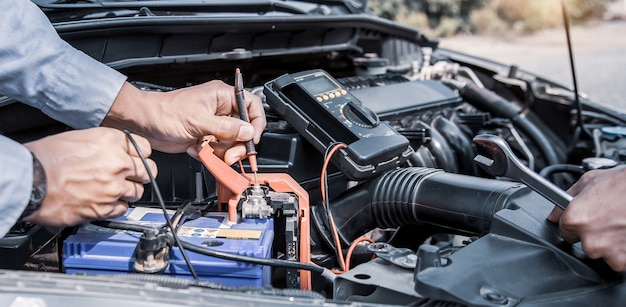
[2,1,626,306]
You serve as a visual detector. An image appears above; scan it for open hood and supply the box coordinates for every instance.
[2,1,626,306]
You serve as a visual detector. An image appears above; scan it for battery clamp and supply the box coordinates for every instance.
[196,140,312,290]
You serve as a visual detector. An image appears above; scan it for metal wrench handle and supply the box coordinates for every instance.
[473,134,572,210]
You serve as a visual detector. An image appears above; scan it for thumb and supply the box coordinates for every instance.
[205,116,255,142]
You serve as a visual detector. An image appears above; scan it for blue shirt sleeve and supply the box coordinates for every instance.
[0,136,33,237]
[0,0,127,129]
[0,0,128,237]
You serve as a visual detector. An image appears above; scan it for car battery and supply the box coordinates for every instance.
[63,207,273,287]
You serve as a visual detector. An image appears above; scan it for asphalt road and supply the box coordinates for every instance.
[439,20,626,112]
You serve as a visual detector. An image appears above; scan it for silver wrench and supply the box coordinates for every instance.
[472,134,572,210]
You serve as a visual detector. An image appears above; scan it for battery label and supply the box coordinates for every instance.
[177,227,262,240]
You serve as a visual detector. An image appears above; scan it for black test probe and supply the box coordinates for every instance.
[234,68,259,182]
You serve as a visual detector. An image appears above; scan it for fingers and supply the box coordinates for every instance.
[603,251,626,272]
[557,199,582,243]
[556,208,578,243]
[578,230,626,272]
[186,144,200,159]
[118,132,158,202]
[119,181,146,202]
[206,83,265,143]
[210,140,248,165]
[122,154,157,202]
[109,200,131,218]
[126,156,158,183]
[243,89,267,143]
[559,224,581,243]
[188,136,250,166]
[547,206,564,223]
[92,200,130,221]
[224,144,248,166]
[124,132,152,158]
[207,115,256,142]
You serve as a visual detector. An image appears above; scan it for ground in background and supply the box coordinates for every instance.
[439,20,626,111]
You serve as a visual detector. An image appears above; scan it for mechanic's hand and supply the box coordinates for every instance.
[548,165,626,271]
[22,127,157,227]
[102,80,266,165]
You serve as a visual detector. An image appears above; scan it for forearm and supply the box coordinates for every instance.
[101,82,162,136]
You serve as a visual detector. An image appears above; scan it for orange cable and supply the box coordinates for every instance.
[319,144,378,274]
[320,143,347,272]
[344,237,375,271]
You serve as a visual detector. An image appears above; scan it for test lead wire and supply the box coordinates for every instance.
[123,130,199,281]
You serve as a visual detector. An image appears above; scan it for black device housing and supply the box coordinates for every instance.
[264,69,413,180]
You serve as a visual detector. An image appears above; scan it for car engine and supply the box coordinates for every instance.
[2,3,626,305]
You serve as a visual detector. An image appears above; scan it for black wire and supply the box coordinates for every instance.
[123,130,199,281]
[175,234,326,274]
[91,220,157,234]
[170,198,216,231]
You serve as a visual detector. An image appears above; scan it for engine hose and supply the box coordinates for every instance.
[326,167,532,243]
[511,113,560,166]
[453,81,560,166]
[412,120,458,172]
[431,115,476,174]
[539,164,585,183]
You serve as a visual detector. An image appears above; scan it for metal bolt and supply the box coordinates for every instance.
[483,292,509,305]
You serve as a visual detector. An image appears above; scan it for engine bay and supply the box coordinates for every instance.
[2,9,626,305]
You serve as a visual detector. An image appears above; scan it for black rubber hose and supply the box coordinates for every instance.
[413,121,458,172]
[455,81,560,166]
[511,113,560,165]
[431,115,476,174]
[327,167,532,242]
[539,164,585,178]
